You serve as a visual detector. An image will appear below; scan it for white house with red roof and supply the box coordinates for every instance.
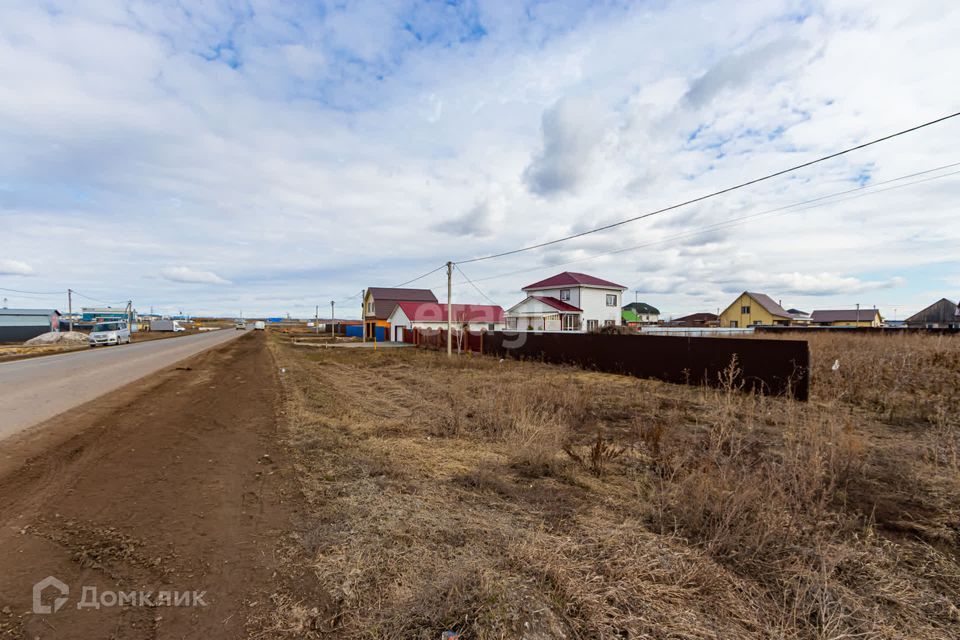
[505,272,627,332]
[385,301,505,341]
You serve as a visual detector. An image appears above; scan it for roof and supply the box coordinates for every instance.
[522,272,627,291]
[786,308,807,315]
[0,308,59,316]
[392,301,504,323]
[810,309,881,322]
[530,296,582,312]
[904,298,960,323]
[743,292,792,319]
[366,287,438,319]
[366,287,437,302]
[671,312,718,323]
[623,302,660,314]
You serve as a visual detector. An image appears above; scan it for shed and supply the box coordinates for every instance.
[904,298,960,328]
[0,308,61,343]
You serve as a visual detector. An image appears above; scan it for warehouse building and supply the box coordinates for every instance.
[0,308,61,343]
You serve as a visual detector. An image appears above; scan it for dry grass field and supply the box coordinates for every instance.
[261,332,960,639]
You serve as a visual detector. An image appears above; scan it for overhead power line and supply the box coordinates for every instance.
[454,264,499,307]
[0,286,62,295]
[456,160,960,286]
[456,110,960,264]
[392,264,447,288]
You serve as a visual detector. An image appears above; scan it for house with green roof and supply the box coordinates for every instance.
[622,302,660,326]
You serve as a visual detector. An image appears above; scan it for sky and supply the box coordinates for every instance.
[1,0,959,320]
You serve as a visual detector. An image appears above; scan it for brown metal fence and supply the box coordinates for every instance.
[412,329,810,401]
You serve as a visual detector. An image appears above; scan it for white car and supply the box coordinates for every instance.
[89,321,132,347]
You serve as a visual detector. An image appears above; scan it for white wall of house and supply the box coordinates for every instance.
[576,287,622,328]
[387,306,504,340]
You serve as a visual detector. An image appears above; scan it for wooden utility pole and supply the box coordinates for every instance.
[446,261,453,357]
[315,305,319,334]
[361,289,366,343]
[68,289,73,332]
[330,300,335,339]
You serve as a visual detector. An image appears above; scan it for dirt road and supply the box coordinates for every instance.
[0,328,244,441]
[0,332,326,638]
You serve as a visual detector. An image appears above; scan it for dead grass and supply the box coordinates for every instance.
[260,332,960,639]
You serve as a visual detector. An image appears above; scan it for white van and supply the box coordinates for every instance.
[89,321,131,347]
[254,321,265,331]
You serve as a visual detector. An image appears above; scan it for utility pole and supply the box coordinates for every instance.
[126,300,132,332]
[330,300,335,339]
[361,289,366,343]
[856,302,860,326]
[68,289,73,331]
[315,305,320,335]
[446,261,453,357]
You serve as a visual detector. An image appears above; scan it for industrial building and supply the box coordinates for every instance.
[0,308,61,343]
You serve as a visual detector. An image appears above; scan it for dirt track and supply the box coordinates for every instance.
[0,332,325,638]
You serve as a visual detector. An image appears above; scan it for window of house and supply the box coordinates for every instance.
[367,301,374,313]
[606,294,617,306]
[560,289,571,301]
[729,320,738,328]
[562,315,579,331]
[506,318,518,330]
[741,305,750,314]
[487,323,495,330]
[604,319,615,326]
[586,319,599,331]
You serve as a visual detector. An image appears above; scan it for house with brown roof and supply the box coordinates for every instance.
[719,292,794,327]
[810,308,883,327]
[504,272,627,332]
[904,298,960,328]
[362,287,438,340]
[668,312,719,327]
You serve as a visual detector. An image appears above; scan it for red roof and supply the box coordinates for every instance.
[523,271,626,291]
[531,296,581,312]
[392,301,505,323]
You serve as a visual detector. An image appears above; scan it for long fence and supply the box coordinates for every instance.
[409,328,810,401]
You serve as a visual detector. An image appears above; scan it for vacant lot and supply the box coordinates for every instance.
[265,332,959,639]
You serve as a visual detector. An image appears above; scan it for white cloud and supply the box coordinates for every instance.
[0,1,958,319]
[160,267,231,285]
[0,259,34,276]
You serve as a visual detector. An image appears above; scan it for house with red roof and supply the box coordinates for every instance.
[386,301,505,342]
[504,272,627,332]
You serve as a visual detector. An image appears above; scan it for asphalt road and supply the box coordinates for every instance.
[0,329,247,442]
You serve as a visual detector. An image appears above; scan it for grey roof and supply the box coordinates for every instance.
[810,309,881,322]
[744,292,792,319]
[0,308,60,315]
[904,298,960,323]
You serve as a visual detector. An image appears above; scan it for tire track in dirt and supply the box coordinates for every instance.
[0,333,329,639]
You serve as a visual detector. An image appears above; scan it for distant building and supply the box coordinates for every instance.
[668,312,719,327]
[621,302,660,326]
[505,272,626,332]
[904,298,960,328]
[81,306,136,323]
[0,308,61,342]
[810,309,883,327]
[719,292,793,327]
[786,308,812,325]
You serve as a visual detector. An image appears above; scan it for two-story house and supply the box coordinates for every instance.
[363,287,438,340]
[505,272,627,332]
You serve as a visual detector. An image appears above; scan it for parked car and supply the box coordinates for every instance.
[254,321,265,331]
[235,320,247,330]
[89,321,131,347]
